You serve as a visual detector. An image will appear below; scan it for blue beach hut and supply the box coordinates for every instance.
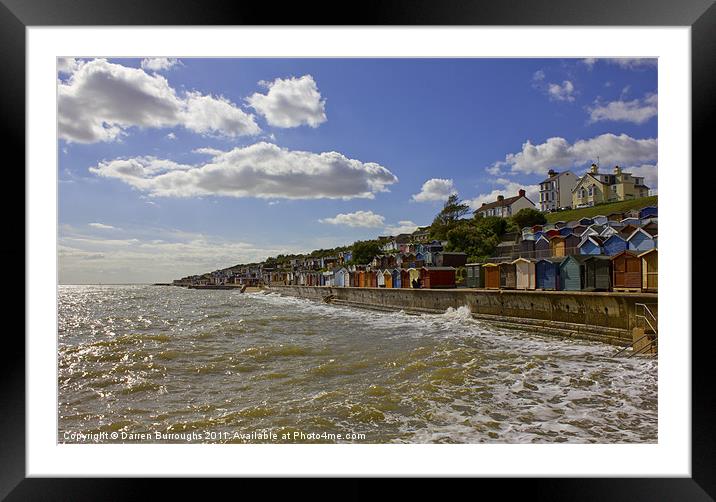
[579,236,604,255]
[639,206,658,219]
[558,226,573,236]
[334,268,349,287]
[603,235,628,256]
[627,228,656,252]
[536,258,563,290]
[559,255,587,291]
[391,268,402,289]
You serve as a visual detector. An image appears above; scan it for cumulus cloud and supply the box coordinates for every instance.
[319,210,386,228]
[587,93,657,124]
[57,57,81,75]
[532,71,576,102]
[58,58,260,143]
[485,133,657,175]
[467,179,540,210]
[411,178,457,202]
[383,220,419,235]
[89,142,398,200]
[547,81,576,102]
[88,222,118,230]
[246,75,327,128]
[141,57,181,72]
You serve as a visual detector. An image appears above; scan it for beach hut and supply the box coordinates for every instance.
[383,270,393,288]
[578,217,594,226]
[624,209,641,219]
[627,228,656,253]
[519,237,535,259]
[367,270,378,288]
[554,221,567,229]
[531,224,543,233]
[534,235,551,259]
[334,268,349,287]
[545,229,561,238]
[602,235,628,256]
[578,236,604,255]
[639,249,658,292]
[571,225,587,237]
[582,224,605,238]
[639,206,658,219]
[611,251,642,291]
[558,226,573,236]
[423,267,456,288]
[559,255,587,291]
[599,226,619,238]
[592,215,608,225]
[465,263,484,288]
[583,256,612,291]
[565,220,579,229]
[499,262,517,289]
[550,234,579,257]
[607,212,624,222]
[512,258,537,290]
[620,217,641,227]
[376,269,386,287]
[618,224,639,239]
[536,258,564,290]
[391,268,402,289]
[400,269,410,288]
[408,268,421,288]
[483,263,500,289]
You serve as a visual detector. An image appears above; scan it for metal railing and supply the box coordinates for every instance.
[614,302,658,358]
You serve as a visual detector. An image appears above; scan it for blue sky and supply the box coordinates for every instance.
[58,57,657,283]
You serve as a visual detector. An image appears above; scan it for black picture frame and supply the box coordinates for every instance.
[3,0,709,497]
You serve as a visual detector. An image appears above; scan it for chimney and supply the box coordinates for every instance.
[590,163,599,174]
[548,169,556,177]
[497,195,504,201]
[518,189,526,197]
[613,165,622,175]
[481,202,486,206]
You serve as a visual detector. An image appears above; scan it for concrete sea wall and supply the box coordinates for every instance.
[267,285,658,346]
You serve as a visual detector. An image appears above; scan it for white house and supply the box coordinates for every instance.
[475,189,536,218]
[538,169,578,212]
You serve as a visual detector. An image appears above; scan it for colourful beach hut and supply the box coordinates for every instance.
[603,235,628,256]
[423,267,456,289]
[550,234,579,257]
[519,237,535,259]
[376,269,386,287]
[512,258,537,290]
[499,262,517,289]
[639,206,658,219]
[559,255,587,291]
[639,249,658,292]
[483,263,500,289]
[400,269,410,288]
[536,258,563,290]
[627,228,656,253]
[592,215,608,225]
[534,235,551,259]
[465,263,484,288]
[611,251,642,291]
[578,217,594,226]
[558,226,573,236]
[391,268,402,289]
[578,236,604,255]
[583,256,612,291]
[334,268,349,287]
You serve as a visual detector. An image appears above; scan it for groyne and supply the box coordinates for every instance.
[267,285,658,346]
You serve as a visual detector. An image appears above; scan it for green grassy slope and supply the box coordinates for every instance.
[544,196,658,224]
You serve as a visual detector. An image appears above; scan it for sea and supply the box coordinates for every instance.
[58,284,658,444]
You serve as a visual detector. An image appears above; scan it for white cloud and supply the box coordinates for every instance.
[89,142,398,200]
[411,178,457,202]
[627,164,658,191]
[587,93,657,124]
[319,210,386,228]
[88,222,118,230]
[547,80,576,102]
[383,220,419,235]
[58,58,260,143]
[141,57,181,72]
[583,58,657,70]
[486,133,657,175]
[246,75,327,128]
[166,132,177,140]
[532,71,576,102]
[467,179,540,210]
[58,57,81,75]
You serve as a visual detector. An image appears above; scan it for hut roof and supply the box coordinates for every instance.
[626,227,656,241]
[638,248,658,258]
[610,250,639,260]
[511,257,537,264]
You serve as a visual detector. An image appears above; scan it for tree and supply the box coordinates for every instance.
[510,207,546,229]
[349,240,383,265]
[430,194,471,240]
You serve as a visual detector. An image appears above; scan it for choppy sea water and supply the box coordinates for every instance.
[58,285,657,444]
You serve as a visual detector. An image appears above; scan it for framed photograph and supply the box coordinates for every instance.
[7,0,710,495]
